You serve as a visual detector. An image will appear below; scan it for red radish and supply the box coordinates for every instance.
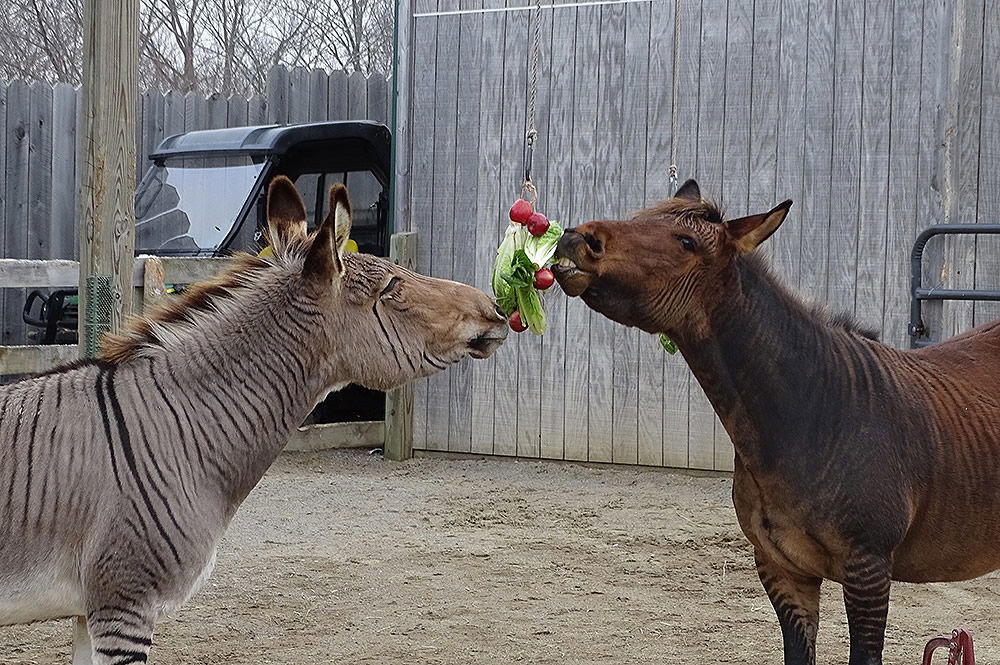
[509,199,534,224]
[509,310,528,332]
[533,268,554,290]
[527,212,550,237]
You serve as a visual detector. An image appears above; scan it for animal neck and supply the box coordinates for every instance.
[671,254,877,469]
[138,286,337,503]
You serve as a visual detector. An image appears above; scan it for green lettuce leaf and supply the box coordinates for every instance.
[523,220,564,267]
[492,225,519,315]
[516,283,546,334]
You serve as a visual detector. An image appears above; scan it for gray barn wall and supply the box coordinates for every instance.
[395,0,999,469]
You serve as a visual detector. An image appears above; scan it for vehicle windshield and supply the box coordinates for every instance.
[135,155,264,255]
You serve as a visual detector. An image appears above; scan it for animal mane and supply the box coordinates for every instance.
[99,231,316,364]
[636,196,725,226]
[736,251,880,342]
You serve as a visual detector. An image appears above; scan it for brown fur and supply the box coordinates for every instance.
[554,178,1000,665]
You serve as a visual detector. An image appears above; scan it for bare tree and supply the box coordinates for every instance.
[0,0,393,92]
[0,0,83,83]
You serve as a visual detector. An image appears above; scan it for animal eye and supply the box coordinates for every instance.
[678,235,696,252]
[380,276,402,298]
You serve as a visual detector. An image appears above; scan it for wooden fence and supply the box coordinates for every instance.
[0,66,391,346]
[394,0,1000,470]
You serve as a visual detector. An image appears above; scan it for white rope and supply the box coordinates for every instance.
[412,0,655,19]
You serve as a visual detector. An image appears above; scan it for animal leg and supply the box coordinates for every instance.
[72,616,94,665]
[85,604,155,665]
[842,554,891,665]
[755,552,821,665]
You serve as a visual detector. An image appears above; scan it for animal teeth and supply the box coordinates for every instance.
[557,257,577,268]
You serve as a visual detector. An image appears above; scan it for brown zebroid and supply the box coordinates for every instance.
[0,177,507,664]
[553,178,1000,665]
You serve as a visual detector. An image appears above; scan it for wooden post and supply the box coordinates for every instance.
[78,0,139,357]
[141,257,166,310]
[384,232,417,460]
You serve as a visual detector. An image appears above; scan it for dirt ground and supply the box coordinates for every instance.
[3,450,998,665]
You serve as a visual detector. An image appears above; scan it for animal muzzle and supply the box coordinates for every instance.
[552,231,593,297]
[467,303,508,359]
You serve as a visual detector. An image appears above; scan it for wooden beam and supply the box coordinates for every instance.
[0,345,78,376]
[0,260,80,288]
[383,232,417,461]
[284,421,384,452]
[78,0,139,357]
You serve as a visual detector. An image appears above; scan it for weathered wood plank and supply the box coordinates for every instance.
[590,2,625,464]
[163,90,186,139]
[975,0,1000,327]
[266,66,290,125]
[673,0,706,470]
[141,256,166,309]
[408,1,439,452]
[328,70,350,121]
[827,0,863,315]
[385,232,417,460]
[692,0,726,471]
[308,68,329,122]
[470,0,504,456]
[448,0,484,455]
[798,0,835,304]
[491,0,528,459]
[287,67,311,124]
[644,0,681,468]
[933,0,983,340]
[285,421,384,452]
[28,82,54,271]
[538,6,574,461]
[206,91,227,129]
[367,75,389,124]
[0,344,78,376]
[563,4,600,462]
[614,0,648,466]
[772,0,808,286]
[348,71,368,120]
[184,92,207,131]
[855,0,893,337]
[884,0,925,347]
[0,259,80,287]
[227,94,249,128]
[424,4,460,455]
[248,94,267,126]
[914,0,948,343]
[51,84,78,262]
[4,81,30,345]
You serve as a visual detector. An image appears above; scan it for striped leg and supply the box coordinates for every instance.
[842,554,891,665]
[755,552,821,665]
[85,605,155,665]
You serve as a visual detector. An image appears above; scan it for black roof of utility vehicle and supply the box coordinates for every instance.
[150,120,392,183]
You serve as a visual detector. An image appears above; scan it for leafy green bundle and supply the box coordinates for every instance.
[492,220,563,334]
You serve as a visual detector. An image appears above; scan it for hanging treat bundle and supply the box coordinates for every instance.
[492,197,563,335]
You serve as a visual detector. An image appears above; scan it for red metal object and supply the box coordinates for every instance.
[922,629,976,665]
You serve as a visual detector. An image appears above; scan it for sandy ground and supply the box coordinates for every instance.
[2,450,998,665]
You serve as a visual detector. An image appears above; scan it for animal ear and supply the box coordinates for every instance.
[303,183,353,280]
[673,179,701,201]
[265,176,308,253]
[725,200,793,253]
